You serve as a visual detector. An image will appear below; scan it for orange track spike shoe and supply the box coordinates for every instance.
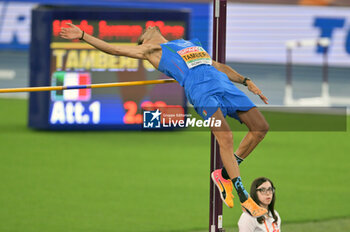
[211,169,234,208]
[241,197,268,218]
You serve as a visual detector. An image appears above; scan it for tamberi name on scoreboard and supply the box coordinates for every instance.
[51,47,155,71]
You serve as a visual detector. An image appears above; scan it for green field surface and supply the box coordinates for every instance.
[0,98,349,232]
[194,218,350,232]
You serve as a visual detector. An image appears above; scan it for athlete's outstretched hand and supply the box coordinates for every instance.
[59,23,83,40]
[247,81,269,104]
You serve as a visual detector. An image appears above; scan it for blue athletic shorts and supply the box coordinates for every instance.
[184,65,256,122]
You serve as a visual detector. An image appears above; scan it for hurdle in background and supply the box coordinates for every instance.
[284,38,331,106]
[285,38,350,107]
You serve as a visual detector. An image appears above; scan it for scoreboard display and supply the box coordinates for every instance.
[29,6,189,130]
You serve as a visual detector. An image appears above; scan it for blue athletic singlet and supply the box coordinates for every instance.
[158,38,255,121]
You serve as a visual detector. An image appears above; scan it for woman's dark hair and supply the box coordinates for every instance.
[250,177,278,224]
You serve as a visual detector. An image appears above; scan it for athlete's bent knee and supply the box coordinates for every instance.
[254,122,269,141]
[261,121,269,134]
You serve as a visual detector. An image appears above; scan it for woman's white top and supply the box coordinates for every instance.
[238,210,281,232]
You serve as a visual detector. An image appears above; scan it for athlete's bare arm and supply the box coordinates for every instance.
[59,23,162,67]
[212,60,268,104]
[212,61,246,83]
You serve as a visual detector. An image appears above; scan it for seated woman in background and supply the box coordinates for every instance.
[238,177,281,232]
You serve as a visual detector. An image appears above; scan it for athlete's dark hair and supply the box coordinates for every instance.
[137,38,144,45]
[250,177,278,224]
[137,26,161,45]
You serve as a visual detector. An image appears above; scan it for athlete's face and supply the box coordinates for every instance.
[137,26,161,45]
[256,181,274,208]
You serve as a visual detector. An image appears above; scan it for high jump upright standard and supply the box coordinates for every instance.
[209,0,227,232]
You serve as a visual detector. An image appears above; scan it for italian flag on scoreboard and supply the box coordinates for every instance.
[51,71,91,101]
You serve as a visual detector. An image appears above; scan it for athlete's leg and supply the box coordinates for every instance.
[209,108,236,208]
[210,108,238,179]
[221,107,268,178]
[235,107,269,160]
[210,107,268,217]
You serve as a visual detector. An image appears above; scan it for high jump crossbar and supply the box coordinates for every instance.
[0,79,177,93]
